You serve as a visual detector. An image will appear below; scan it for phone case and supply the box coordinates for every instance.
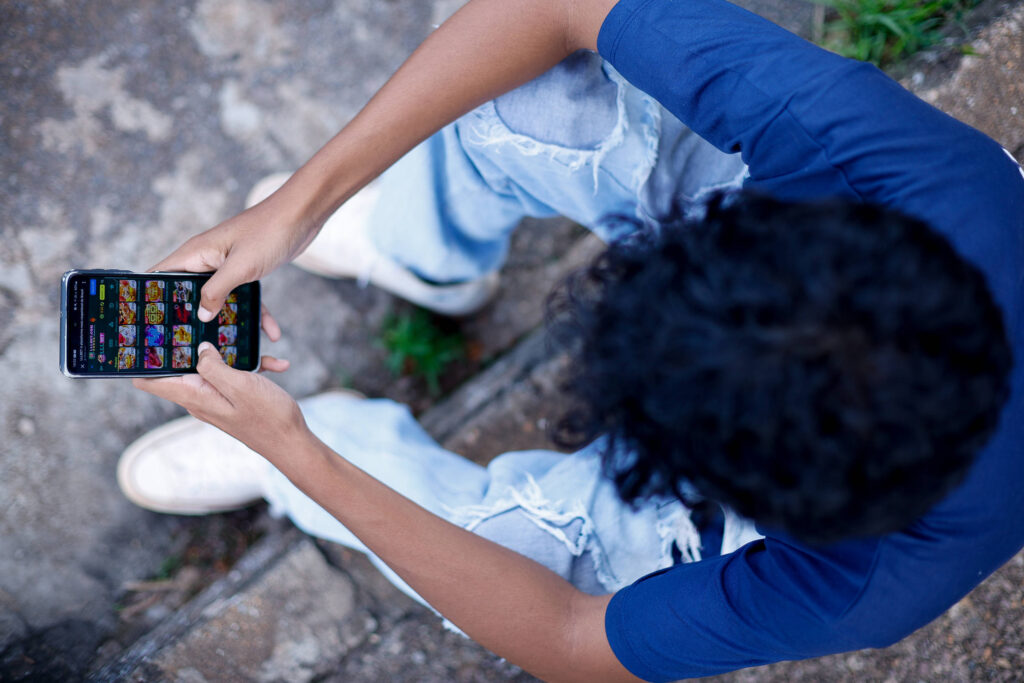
[60,269,261,378]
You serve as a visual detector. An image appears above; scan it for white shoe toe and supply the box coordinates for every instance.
[117,415,268,515]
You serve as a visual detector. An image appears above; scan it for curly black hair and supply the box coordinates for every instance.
[549,193,1012,544]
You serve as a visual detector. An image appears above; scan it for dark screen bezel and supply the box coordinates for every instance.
[61,270,260,377]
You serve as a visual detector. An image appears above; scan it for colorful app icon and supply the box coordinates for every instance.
[172,325,192,346]
[144,347,165,369]
[218,325,237,345]
[172,346,193,369]
[173,302,193,324]
[117,347,137,370]
[219,346,238,367]
[218,303,238,325]
[173,281,193,303]
[144,325,165,346]
[225,292,238,304]
[119,302,137,325]
[118,325,137,346]
[119,280,137,302]
[145,303,165,324]
[145,280,165,302]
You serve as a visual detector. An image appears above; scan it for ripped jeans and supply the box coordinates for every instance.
[262,53,758,608]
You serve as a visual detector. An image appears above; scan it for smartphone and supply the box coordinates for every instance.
[60,270,261,378]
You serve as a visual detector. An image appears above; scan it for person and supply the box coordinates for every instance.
[117,0,1024,679]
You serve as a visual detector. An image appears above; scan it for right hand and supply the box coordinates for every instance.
[134,342,307,462]
[151,185,320,322]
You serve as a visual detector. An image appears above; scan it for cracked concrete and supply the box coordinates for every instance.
[1,0,439,674]
[37,52,175,155]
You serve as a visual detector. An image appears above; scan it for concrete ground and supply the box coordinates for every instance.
[0,0,471,673]
[1,0,1022,680]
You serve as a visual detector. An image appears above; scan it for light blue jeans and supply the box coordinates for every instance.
[262,53,758,610]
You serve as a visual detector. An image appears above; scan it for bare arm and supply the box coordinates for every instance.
[154,0,618,319]
[293,417,639,683]
[285,0,618,226]
[137,345,641,683]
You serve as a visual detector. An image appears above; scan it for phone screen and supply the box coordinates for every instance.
[64,272,260,376]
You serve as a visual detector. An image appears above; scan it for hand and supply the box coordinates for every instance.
[151,183,320,323]
[133,342,308,463]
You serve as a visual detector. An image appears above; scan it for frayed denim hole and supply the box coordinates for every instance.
[493,51,619,150]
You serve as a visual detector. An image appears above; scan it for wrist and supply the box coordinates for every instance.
[283,130,386,228]
[268,425,333,480]
[240,173,333,265]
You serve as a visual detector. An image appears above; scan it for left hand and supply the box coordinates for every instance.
[133,342,310,463]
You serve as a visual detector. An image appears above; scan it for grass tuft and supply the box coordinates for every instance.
[812,0,979,66]
[378,309,464,395]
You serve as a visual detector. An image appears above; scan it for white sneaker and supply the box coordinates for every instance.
[117,416,268,515]
[247,173,499,316]
[117,390,365,514]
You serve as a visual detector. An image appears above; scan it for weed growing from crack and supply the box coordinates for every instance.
[154,553,183,581]
[378,309,464,395]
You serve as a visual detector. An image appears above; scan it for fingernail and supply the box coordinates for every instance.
[198,341,215,354]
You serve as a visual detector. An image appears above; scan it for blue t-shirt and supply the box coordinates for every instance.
[597,0,1024,679]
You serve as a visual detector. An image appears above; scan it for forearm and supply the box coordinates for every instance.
[271,0,613,231]
[281,430,638,683]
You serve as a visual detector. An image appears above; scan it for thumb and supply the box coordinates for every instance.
[195,341,241,398]
[198,260,251,322]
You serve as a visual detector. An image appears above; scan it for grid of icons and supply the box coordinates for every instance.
[115,279,240,370]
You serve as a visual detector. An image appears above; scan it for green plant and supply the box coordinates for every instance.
[812,0,977,66]
[154,553,182,581]
[378,309,465,394]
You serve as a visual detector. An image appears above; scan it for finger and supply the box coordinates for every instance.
[197,260,253,322]
[261,304,282,342]
[132,373,219,410]
[195,341,246,401]
[258,355,290,373]
[149,237,225,274]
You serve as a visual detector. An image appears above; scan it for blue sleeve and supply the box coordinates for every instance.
[597,0,1024,680]
[604,539,880,681]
